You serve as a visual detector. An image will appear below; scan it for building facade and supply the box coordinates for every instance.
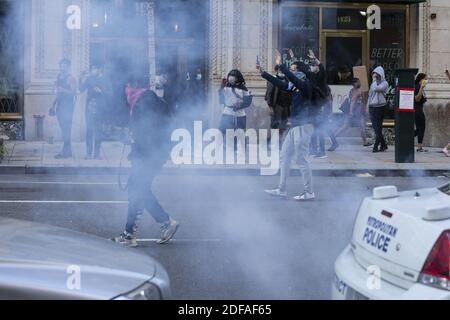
[0,0,449,146]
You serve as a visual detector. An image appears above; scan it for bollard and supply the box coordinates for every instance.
[394,68,418,163]
[33,115,45,141]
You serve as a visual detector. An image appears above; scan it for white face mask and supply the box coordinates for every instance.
[196,73,202,80]
[310,65,319,73]
[228,76,237,85]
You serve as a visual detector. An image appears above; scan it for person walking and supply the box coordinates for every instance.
[112,77,179,247]
[414,73,428,152]
[335,78,370,147]
[368,66,389,153]
[53,58,77,159]
[443,69,450,157]
[79,63,110,160]
[258,52,315,201]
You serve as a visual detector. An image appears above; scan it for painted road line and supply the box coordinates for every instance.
[137,238,221,243]
[0,200,128,204]
[0,181,118,185]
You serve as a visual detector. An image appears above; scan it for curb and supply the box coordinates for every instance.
[0,166,448,177]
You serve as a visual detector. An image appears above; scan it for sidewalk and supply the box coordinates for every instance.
[0,139,449,175]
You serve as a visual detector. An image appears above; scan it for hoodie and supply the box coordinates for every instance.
[261,64,312,126]
[368,66,389,108]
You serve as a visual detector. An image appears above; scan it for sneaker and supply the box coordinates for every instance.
[314,153,327,159]
[293,192,316,201]
[363,142,373,147]
[112,232,138,248]
[157,219,180,245]
[380,146,388,152]
[443,148,450,157]
[265,188,287,198]
[328,144,339,152]
[417,148,428,153]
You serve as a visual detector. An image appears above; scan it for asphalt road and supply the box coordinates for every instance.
[0,173,447,299]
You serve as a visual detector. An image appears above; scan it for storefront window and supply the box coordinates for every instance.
[370,9,406,84]
[280,6,319,67]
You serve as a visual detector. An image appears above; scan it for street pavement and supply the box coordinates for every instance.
[0,173,447,299]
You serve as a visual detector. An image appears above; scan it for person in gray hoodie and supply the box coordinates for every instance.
[368,66,389,153]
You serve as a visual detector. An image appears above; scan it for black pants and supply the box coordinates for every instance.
[369,106,387,149]
[126,155,170,234]
[310,113,338,154]
[86,110,103,157]
[415,108,426,144]
[56,103,74,157]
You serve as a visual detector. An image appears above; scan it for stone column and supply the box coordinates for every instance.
[414,0,450,146]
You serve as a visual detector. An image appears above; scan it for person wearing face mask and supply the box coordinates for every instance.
[218,70,253,143]
[335,78,370,147]
[368,66,389,153]
[265,65,292,142]
[79,63,110,160]
[306,54,338,158]
[414,73,428,152]
[258,51,315,202]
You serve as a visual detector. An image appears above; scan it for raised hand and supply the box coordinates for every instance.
[275,49,282,66]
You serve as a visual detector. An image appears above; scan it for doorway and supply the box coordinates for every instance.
[322,31,368,85]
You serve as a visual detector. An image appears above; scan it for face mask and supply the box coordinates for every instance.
[422,79,428,86]
[228,76,237,85]
[196,73,202,81]
[277,72,285,78]
[310,65,319,73]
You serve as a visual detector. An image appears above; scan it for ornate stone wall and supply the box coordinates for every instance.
[24,0,89,142]
[415,0,450,146]
[208,0,275,130]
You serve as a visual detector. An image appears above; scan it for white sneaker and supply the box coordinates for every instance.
[293,192,316,201]
[265,189,287,198]
[443,148,450,157]
[157,219,180,245]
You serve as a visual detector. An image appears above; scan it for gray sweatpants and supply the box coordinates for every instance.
[278,124,314,194]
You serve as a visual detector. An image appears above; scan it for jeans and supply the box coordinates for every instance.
[86,110,103,157]
[369,106,387,150]
[279,125,314,194]
[310,114,338,154]
[56,102,74,157]
[125,155,170,234]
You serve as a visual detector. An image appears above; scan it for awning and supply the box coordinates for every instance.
[282,0,427,4]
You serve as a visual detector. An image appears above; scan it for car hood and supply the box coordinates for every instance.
[0,218,159,299]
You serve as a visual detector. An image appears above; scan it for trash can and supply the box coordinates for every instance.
[33,115,45,141]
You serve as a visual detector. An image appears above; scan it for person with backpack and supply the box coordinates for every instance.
[258,51,315,201]
[335,78,370,147]
[112,76,179,247]
[368,66,389,153]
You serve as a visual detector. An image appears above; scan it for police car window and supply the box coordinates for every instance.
[438,183,450,196]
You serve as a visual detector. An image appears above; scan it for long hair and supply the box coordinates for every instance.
[415,73,427,85]
[227,69,247,90]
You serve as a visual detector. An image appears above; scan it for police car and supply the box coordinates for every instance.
[333,182,450,300]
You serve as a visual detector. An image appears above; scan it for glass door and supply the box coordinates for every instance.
[322,31,368,85]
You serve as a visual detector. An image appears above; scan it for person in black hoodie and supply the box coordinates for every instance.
[258,52,316,201]
[112,76,179,247]
[265,65,292,142]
